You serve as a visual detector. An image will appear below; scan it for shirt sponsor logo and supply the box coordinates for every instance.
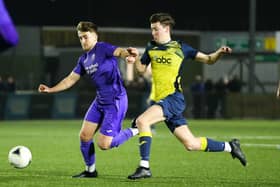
[85,63,98,74]
[154,56,171,64]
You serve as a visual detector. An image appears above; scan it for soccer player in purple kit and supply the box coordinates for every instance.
[0,0,19,52]
[38,21,138,178]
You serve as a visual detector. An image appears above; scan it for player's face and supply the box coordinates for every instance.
[78,31,97,52]
[151,22,170,44]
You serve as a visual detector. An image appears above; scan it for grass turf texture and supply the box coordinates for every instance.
[0,119,279,187]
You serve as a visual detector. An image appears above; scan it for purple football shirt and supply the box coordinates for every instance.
[73,42,126,105]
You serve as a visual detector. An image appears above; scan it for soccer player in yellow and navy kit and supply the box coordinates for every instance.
[127,12,247,180]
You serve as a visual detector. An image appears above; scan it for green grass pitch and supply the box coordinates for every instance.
[0,119,280,187]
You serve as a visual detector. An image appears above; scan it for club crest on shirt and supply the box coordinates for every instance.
[91,54,96,62]
[83,53,95,64]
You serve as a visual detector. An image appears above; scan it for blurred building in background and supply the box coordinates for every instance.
[1,0,280,120]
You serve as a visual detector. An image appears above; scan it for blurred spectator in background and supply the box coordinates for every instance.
[215,76,228,118]
[138,74,151,114]
[129,68,156,133]
[227,75,243,93]
[0,76,5,92]
[204,78,217,118]
[0,0,19,52]
[190,75,205,118]
[5,75,16,92]
[127,73,151,113]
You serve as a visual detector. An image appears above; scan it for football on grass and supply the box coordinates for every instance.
[8,145,32,169]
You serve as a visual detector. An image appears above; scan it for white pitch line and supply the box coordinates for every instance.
[230,136,280,140]
[155,135,280,140]
[242,143,280,149]
[212,136,280,140]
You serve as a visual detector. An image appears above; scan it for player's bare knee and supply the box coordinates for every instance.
[184,142,195,151]
[79,131,91,142]
[97,141,110,150]
[136,117,147,128]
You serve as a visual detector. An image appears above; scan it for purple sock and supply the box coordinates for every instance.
[80,140,95,166]
[110,128,133,148]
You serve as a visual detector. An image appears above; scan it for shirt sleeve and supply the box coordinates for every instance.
[181,43,198,60]
[101,42,118,58]
[72,56,86,76]
[140,43,152,65]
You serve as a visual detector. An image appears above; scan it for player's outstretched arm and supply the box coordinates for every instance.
[277,80,280,99]
[125,47,139,64]
[38,71,80,93]
[195,46,232,65]
[113,47,139,63]
[126,47,147,74]
[38,84,51,93]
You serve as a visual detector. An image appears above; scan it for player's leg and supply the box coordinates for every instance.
[72,120,99,178]
[173,125,247,166]
[128,104,165,179]
[98,94,138,150]
[173,125,227,151]
[97,126,138,149]
[0,23,19,51]
[73,100,100,178]
[0,0,19,52]
[277,80,280,99]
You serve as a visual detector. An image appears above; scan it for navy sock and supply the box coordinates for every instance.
[205,138,225,152]
[139,132,152,161]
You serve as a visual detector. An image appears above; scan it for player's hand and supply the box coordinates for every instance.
[126,47,139,64]
[220,46,232,54]
[126,56,136,64]
[38,84,50,93]
[127,47,139,57]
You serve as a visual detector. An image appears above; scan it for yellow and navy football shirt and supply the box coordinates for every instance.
[141,40,198,102]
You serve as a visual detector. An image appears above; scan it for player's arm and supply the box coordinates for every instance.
[114,47,147,73]
[126,47,147,73]
[114,47,142,64]
[38,71,80,93]
[134,57,147,74]
[195,46,232,65]
[277,80,280,99]
[114,47,129,58]
[113,47,136,60]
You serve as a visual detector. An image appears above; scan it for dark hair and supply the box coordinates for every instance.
[149,13,175,29]
[76,21,98,34]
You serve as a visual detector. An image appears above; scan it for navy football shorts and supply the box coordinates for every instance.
[153,91,188,132]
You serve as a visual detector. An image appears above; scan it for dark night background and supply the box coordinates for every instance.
[1,0,280,120]
[4,0,280,31]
